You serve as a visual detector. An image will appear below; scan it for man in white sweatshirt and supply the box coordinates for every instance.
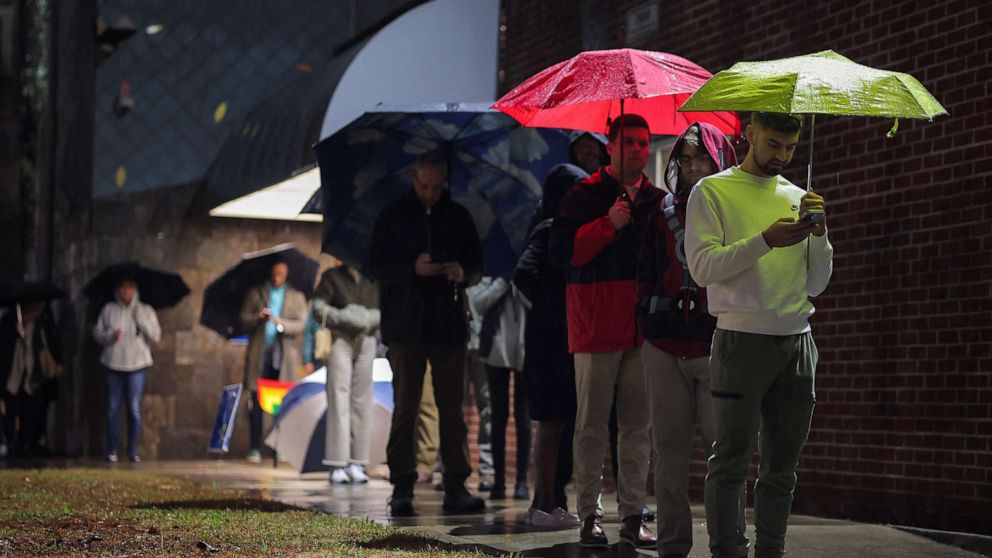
[684,112,833,558]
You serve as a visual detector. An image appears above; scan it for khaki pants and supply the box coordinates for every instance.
[386,344,471,491]
[642,342,714,556]
[573,348,649,520]
[323,336,376,466]
[705,329,817,558]
[415,366,440,474]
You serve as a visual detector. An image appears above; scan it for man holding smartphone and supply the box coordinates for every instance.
[684,112,833,558]
[240,259,307,463]
[369,151,486,517]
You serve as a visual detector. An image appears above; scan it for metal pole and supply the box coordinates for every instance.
[806,114,816,191]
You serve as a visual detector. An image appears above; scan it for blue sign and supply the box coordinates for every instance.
[208,383,243,454]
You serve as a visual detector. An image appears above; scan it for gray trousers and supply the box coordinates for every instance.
[323,336,376,466]
[465,350,494,475]
[705,329,817,558]
[573,348,649,520]
[642,342,714,556]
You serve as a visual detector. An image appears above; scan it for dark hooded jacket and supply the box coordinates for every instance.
[550,166,662,354]
[636,122,738,358]
[368,189,483,347]
[517,133,604,367]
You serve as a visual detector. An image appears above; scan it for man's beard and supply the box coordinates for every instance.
[756,156,786,176]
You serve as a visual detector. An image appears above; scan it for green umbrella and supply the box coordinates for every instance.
[679,50,948,189]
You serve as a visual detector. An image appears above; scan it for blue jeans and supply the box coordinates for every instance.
[106,368,147,458]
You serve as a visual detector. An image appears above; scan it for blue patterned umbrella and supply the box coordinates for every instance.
[315,102,571,278]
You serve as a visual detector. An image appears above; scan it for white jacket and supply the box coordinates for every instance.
[93,292,162,371]
[468,277,528,370]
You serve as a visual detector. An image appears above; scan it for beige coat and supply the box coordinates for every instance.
[239,284,307,388]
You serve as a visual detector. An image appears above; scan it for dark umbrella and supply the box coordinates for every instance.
[83,262,190,310]
[200,243,318,339]
[316,102,571,278]
[0,281,66,307]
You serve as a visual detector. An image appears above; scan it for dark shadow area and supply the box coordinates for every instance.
[449,517,575,536]
[894,527,992,558]
[355,532,495,555]
[133,498,299,512]
[519,542,646,557]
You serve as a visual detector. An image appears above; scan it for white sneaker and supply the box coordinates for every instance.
[551,507,581,525]
[346,463,369,483]
[329,467,351,484]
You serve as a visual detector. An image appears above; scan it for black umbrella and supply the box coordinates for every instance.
[83,261,191,310]
[200,243,318,339]
[0,280,66,307]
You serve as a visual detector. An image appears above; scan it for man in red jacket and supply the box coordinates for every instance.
[550,114,659,549]
[637,123,738,558]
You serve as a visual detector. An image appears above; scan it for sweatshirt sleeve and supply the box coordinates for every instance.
[135,304,162,344]
[685,183,772,287]
[92,305,116,346]
[806,231,834,297]
[468,277,510,317]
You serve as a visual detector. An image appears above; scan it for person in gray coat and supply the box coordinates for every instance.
[469,276,530,501]
[92,277,161,463]
[239,260,307,462]
[310,264,380,484]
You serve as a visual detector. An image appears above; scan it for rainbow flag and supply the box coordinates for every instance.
[257,378,294,415]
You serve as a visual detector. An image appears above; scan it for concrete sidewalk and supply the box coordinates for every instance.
[133,460,985,558]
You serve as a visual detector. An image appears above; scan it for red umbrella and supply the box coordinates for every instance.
[492,48,741,136]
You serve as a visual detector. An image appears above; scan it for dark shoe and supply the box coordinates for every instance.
[579,515,608,548]
[642,504,655,522]
[513,482,529,500]
[660,554,686,558]
[478,478,493,492]
[388,485,415,517]
[442,488,486,514]
[618,515,657,548]
[489,483,506,500]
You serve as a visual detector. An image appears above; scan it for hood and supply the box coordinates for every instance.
[664,122,739,195]
[115,289,140,309]
[568,130,608,167]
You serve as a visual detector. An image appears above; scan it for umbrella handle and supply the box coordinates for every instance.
[806,114,816,192]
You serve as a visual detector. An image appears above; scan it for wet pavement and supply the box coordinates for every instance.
[128,459,987,557]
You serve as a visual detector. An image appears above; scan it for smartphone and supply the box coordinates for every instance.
[800,211,825,225]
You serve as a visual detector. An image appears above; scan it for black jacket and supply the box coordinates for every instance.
[368,190,483,346]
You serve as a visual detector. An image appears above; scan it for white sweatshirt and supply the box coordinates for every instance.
[685,166,833,336]
[93,293,162,371]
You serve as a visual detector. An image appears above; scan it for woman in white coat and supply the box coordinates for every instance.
[92,278,161,462]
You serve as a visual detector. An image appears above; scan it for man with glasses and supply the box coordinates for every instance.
[637,123,737,558]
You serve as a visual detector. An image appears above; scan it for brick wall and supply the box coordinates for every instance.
[501,0,992,534]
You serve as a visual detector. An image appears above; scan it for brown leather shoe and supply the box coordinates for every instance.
[618,514,657,548]
[579,515,608,548]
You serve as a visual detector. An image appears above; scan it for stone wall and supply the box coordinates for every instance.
[57,182,327,459]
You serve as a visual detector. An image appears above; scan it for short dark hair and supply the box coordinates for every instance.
[607,113,650,142]
[115,275,137,289]
[271,258,289,270]
[413,150,448,177]
[751,112,803,134]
